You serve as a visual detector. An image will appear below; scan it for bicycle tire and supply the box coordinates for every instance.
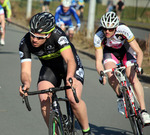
[68,113,81,135]
[123,87,143,135]
[129,86,144,135]
[66,100,76,135]
[136,113,144,135]
[68,112,76,135]
[66,100,81,135]
[49,111,64,135]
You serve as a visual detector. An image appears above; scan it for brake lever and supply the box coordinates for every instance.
[99,71,104,84]
[68,78,79,103]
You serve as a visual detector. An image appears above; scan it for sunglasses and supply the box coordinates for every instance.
[30,31,49,40]
[102,28,115,32]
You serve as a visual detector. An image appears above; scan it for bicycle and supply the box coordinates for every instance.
[22,78,80,135]
[99,62,144,135]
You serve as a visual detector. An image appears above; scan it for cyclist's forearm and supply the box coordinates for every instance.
[6,0,12,19]
[96,61,104,74]
[67,59,76,78]
[6,8,11,19]
[136,52,143,67]
[95,48,104,74]
[21,72,31,89]
[129,39,143,67]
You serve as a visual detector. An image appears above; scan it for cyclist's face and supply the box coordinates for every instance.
[30,32,50,48]
[63,6,70,13]
[103,28,116,38]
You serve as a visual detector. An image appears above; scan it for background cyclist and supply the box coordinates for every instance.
[0,0,12,22]
[19,12,91,135]
[94,11,150,125]
[55,0,81,41]
[0,4,5,45]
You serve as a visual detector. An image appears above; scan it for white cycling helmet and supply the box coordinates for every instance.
[62,0,71,7]
[100,11,119,28]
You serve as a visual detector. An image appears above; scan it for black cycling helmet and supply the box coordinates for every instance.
[29,12,55,34]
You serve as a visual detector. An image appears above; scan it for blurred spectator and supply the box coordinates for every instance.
[41,0,52,12]
[0,0,12,22]
[76,0,85,19]
[106,0,114,12]
[116,0,125,20]
[0,5,5,45]
[71,0,77,9]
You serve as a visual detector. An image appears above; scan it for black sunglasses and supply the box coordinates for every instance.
[102,28,115,32]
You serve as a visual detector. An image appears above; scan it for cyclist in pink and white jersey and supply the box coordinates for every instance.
[94,11,150,125]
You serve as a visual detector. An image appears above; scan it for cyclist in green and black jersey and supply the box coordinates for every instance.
[19,12,91,135]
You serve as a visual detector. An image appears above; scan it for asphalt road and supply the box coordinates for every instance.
[0,23,150,135]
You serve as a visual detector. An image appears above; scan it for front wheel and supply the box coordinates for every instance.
[123,87,143,135]
[66,101,80,135]
[49,111,64,135]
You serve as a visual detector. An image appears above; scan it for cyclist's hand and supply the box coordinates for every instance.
[19,85,29,97]
[99,71,106,85]
[76,23,81,32]
[6,18,11,23]
[136,67,143,74]
[66,77,77,89]
[134,63,143,74]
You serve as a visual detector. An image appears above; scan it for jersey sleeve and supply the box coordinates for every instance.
[117,25,135,43]
[19,37,32,63]
[3,0,11,18]
[71,7,80,25]
[94,30,103,49]
[57,35,71,52]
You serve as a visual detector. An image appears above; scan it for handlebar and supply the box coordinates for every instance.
[22,78,79,111]
[63,25,80,32]
[99,62,143,84]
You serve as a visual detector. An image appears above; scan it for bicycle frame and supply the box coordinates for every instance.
[49,91,72,135]
[112,63,138,118]
[22,78,79,135]
[100,62,144,135]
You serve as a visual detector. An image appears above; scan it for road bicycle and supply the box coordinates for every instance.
[22,78,80,135]
[100,62,144,135]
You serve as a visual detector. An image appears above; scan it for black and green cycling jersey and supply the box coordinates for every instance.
[19,26,84,85]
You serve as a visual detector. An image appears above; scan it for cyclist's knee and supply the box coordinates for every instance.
[69,33,74,41]
[60,25,66,31]
[108,74,117,83]
[68,95,81,107]
[40,99,49,113]
[128,75,139,85]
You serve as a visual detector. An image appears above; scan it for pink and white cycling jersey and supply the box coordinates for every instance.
[94,24,135,49]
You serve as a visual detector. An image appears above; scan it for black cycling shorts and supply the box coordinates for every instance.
[103,42,136,65]
[38,65,84,87]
